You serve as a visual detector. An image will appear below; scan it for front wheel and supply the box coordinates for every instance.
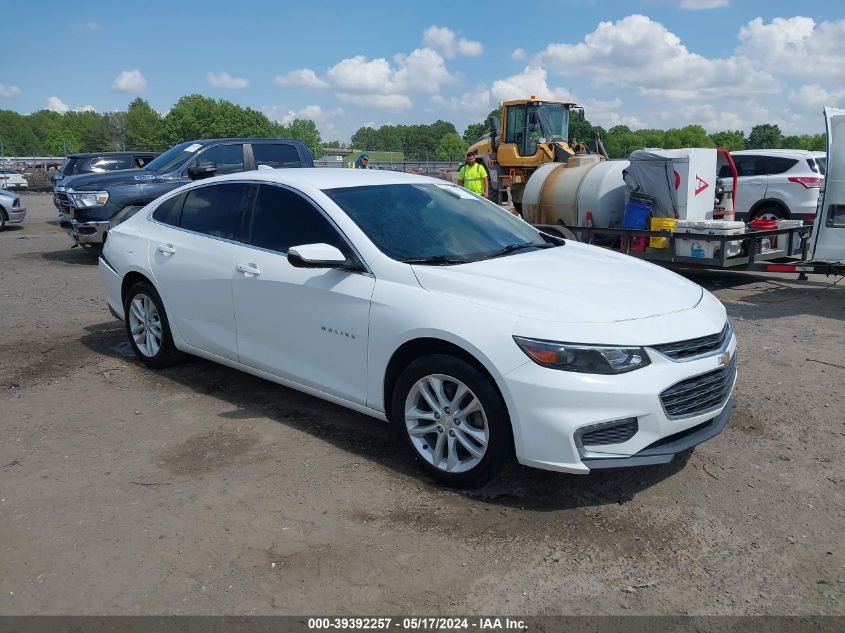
[0,209,6,231]
[751,207,787,221]
[391,354,513,487]
[123,281,184,368]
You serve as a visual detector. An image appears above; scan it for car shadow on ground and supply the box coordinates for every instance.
[38,248,100,265]
[0,224,25,233]
[80,321,695,512]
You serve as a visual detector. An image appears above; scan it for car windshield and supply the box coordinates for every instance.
[323,183,554,264]
[144,142,199,173]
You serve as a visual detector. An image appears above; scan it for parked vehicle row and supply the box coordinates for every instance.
[0,188,26,230]
[100,168,736,486]
[55,138,313,248]
[0,169,29,190]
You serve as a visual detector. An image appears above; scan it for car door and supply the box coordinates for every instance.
[231,183,374,405]
[761,156,800,210]
[183,143,246,178]
[811,107,845,262]
[732,155,767,215]
[148,182,249,361]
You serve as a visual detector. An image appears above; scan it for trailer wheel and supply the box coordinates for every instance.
[542,226,578,241]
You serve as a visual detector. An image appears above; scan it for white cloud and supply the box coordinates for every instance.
[579,97,644,130]
[679,0,728,9]
[47,96,69,113]
[325,48,453,97]
[262,104,343,125]
[537,14,779,101]
[207,71,248,89]
[423,26,483,58]
[788,84,845,112]
[432,86,491,117]
[76,105,96,112]
[274,68,329,89]
[0,84,21,98]
[490,66,571,103]
[738,17,845,83]
[113,69,147,93]
[511,48,527,61]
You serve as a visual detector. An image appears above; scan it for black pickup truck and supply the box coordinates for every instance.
[56,138,314,248]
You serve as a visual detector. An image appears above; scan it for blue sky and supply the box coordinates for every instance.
[4,0,844,141]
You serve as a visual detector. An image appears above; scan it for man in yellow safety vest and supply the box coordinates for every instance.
[457,151,488,198]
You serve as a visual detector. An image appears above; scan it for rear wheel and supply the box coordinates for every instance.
[751,206,787,221]
[391,354,513,487]
[123,281,183,368]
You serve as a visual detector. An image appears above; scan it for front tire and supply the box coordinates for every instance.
[751,206,787,221]
[391,354,513,487]
[123,281,183,368]
[0,208,6,231]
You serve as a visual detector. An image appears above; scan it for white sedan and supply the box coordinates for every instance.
[99,169,736,486]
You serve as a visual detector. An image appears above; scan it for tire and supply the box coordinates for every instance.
[751,206,787,221]
[391,354,513,487]
[123,281,184,368]
[0,208,6,231]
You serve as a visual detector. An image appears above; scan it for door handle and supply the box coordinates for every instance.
[156,243,176,255]
[236,263,261,277]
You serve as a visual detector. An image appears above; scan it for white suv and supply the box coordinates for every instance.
[721,149,825,221]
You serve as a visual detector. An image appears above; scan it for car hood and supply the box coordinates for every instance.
[61,168,160,190]
[0,190,20,204]
[411,242,703,324]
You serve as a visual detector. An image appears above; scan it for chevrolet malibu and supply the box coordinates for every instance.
[99,169,736,486]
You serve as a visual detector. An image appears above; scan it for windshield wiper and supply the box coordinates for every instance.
[400,255,469,265]
[483,242,554,260]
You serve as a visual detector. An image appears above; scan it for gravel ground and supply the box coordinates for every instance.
[1,194,843,615]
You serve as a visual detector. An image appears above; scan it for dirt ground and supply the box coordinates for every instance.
[1,194,843,616]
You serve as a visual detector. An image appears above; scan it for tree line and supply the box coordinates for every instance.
[0,95,825,161]
[351,110,825,161]
[0,95,323,157]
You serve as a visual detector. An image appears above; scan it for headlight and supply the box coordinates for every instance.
[513,336,650,374]
[69,191,109,207]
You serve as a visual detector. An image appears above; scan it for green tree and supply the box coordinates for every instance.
[463,122,488,145]
[746,123,782,149]
[710,130,745,150]
[0,110,39,154]
[435,133,468,160]
[162,94,218,146]
[281,118,323,158]
[44,124,80,155]
[125,98,163,150]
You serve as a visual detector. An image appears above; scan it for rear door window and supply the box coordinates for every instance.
[252,143,302,169]
[733,156,767,177]
[179,183,248,240]
[152,194,184,226]
[190,144,245,175]
[807,157,826,175]
[766,157,799,175]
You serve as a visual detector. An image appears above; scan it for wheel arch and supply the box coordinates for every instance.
[121,270,157,304]
[382,337,508,424]
[749,198,790,218]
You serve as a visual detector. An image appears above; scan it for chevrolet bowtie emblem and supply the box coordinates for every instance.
[719,351,732,367]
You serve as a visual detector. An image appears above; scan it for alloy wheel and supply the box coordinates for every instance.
[404,373,489,473]
[128,293,162,358]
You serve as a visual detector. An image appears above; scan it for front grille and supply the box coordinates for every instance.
[579,418,638,446]
[55,192,73,214]
[660,356,737,418]
[651,322,730,361]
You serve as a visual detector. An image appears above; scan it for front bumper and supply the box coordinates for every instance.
[582,398,734,469]
[497,334,737,474]
[5,206,27,223]
[61,217,109,245]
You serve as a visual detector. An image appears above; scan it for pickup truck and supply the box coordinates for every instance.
[56,138,314,248]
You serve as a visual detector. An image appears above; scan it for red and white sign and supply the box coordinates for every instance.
[694,175,709,196]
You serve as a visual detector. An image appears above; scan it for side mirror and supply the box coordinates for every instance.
[288,243,352,269]
[187,162,217,180]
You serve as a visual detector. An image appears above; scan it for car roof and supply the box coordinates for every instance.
[202,167,452,191]
[68,151,158,158]
[732,149,825,157]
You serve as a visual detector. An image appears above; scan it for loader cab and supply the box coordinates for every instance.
[498,99,575,167]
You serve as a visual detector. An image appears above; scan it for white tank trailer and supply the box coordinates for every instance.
[521,148,719,229]
[521,155,629,229]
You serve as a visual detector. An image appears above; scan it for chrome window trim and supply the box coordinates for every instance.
[145,179,373,276]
